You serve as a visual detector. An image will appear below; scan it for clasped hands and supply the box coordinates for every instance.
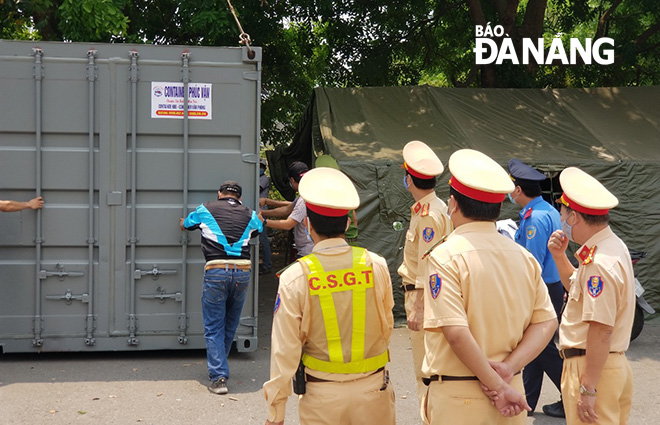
[480,361,531,417]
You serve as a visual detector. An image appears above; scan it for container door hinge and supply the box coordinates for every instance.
[32,317,44,347]
[242,153,259,164]
[127,315,139,346]
[177,314,189,344]
[243,71,258,81]
[85,315,97,346]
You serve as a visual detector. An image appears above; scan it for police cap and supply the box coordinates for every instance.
[448,149,514,203]
[299,167,359,217]
[557,167,618,215]
[402,141,444,179]
[314,154,339,170]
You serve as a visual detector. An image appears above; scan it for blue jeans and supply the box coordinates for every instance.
[259,229,272,270]
[201,267,251,381]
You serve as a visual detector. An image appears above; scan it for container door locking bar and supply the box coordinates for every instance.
[45,289,90,304]
[133,265,177,280]
[139,285,183,303]
[39,264,85,280]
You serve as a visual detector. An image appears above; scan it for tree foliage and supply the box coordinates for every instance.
[2,0,658,147]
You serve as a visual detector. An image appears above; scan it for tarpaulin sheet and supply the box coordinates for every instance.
[270,86,660,321]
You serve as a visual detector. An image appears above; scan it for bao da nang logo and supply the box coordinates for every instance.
[474,24,614,65]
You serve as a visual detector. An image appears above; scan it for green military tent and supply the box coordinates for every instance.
[266,86,660,321]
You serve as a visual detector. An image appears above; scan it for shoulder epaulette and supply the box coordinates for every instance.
[421,235,448,260]
[275,261,300,278]
[421,203,430,217]
[578,245,597,265]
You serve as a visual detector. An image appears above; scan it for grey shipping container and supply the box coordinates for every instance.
[0,40,263,353]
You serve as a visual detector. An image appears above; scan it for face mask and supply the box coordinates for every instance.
[447,198,456,220]
[561,217,574,242]
[403,174,409,190]
[305,219,313,242]
[260,169,265,176]
[508,192,518,205]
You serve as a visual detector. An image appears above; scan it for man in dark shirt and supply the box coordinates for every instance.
[180,181,263,395]
[508,159,565,418]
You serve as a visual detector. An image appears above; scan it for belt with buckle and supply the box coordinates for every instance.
[422,375,478,386]
[306,366,385,383]
[559,348,586,359]
[422,370,521,386]
[205,261,252,271]
[560,348,623,359]
[402,284,417,292]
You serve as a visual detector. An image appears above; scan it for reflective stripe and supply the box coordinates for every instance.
[351,248,368,366]
[301,254,344,364]
[302,350,389,374]
[300,247,388,374]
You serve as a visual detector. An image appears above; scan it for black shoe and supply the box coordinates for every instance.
[259,267,272,275]
[542,400,565,418]
[208,377,228,395]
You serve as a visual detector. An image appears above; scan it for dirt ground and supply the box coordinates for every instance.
[1,251,659,424]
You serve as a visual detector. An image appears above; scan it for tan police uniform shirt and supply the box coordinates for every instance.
[559,226,635,352]
[263,238,394,423]
[397,192,452,289]
[423,222,556,377]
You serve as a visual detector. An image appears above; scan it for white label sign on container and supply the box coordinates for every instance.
[151,82,212,119]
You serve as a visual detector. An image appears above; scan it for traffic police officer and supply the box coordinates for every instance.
[548,167,634,425]
[397,140,452,411]
[508,158,565,417]
[422,149,557,425]
[263,167,395,425]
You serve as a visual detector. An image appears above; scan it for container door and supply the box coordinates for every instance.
[0,41,261,353]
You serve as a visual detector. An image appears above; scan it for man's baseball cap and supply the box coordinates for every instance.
[219,180,242,198]
[448,149,514,203]
[299,167,359,217]
[259,158,267,168]
[402,140,444,179]
[288,161,309,182]
[556,167,618,215]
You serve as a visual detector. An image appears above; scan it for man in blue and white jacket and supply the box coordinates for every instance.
[180,180,263,395]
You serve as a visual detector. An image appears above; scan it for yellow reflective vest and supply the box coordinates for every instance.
[299,247,389,374]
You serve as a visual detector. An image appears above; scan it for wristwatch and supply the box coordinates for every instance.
[579,384,597,397]
[262,218,268,226]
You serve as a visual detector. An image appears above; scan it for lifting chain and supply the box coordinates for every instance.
[226,0,254,57]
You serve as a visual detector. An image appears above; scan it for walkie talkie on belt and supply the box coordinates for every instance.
[292,360,306,395]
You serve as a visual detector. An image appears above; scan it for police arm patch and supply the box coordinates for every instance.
[423,227,435,243]
[526,226,537,240]
[429,274,442,299]
[273,293,281,314]
[587,276,603,298]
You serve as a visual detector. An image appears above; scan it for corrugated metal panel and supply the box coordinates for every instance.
[0,40,262,353]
